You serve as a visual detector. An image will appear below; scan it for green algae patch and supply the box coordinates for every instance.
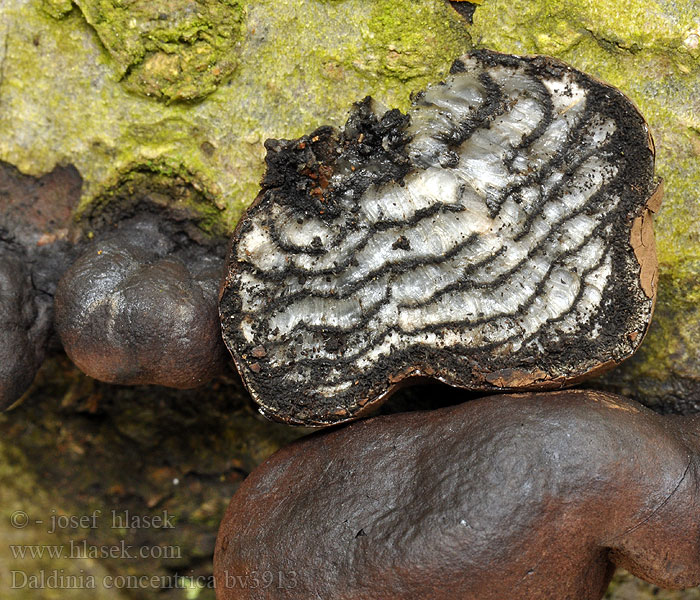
[75,0,245,102]
[360,0,473,87]
[0,0,471,235]
[470,0,700,58]
[42,0,73,19]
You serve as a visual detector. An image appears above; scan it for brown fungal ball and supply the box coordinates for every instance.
[0,248,51,408]
[214,390,700,599]
[219,49,661,426]
[54,217,227,388]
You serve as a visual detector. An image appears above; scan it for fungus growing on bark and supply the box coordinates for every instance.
[0,246,52,408]
[219,50,660,426]
[214,390,700,599]
[55,216,228,388]
[0,161,82,407]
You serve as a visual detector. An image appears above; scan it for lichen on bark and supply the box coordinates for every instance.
[44,0,246,102]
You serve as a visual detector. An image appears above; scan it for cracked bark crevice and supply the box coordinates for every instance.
[583,27,643,55]
[449,1,478,24]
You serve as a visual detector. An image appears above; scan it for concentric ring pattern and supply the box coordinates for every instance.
[220,50,656,426]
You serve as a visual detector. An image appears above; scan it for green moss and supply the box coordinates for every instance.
[75,159,231,239]
[470,0,700,57]
[363,0,472,88]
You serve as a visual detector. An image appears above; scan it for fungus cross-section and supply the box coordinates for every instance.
[220,50,657,426]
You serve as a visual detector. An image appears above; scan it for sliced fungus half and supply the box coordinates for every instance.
[219,50,661,427]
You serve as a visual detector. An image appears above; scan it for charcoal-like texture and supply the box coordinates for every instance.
[0,246,52,408]
[55,216,227,388]
[220,50,659,426]
[0,162,82,407]
[214,390,700,599]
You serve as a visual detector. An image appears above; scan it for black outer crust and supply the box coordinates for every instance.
[55,216,228,389]
[219,49,658,427]
[0,246,52,409]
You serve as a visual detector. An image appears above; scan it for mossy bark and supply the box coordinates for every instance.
[0,0,471,234]
[1,0,699,598]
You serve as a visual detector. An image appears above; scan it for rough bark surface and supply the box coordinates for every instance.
[0,0,698,598]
